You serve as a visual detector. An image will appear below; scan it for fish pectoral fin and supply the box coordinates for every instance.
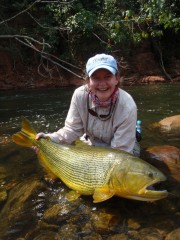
[66,190,81,202]
[93,187,115,203]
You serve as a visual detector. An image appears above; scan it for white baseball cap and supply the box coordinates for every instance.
[86,53,118,77]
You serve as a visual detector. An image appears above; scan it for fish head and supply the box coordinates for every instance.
[111,156,168,201]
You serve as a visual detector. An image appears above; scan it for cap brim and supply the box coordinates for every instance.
[88,65,117,77]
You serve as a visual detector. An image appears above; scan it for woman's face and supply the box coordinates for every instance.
[88,69,118,101]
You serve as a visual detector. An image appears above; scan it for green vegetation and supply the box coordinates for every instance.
[0,0,179,69]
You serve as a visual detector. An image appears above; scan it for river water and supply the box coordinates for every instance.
[0,83,180,239]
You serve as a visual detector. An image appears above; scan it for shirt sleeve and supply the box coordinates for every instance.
[111,105,137,154]
[47,90,85,144]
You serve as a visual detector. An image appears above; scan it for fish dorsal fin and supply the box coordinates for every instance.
[93,186,115,203]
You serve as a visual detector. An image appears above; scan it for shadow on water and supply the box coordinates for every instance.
[0,84,180,239]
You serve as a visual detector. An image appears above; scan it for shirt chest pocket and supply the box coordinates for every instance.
[88,118,113,144]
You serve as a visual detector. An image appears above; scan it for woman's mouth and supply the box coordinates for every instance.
[97,88,108,91]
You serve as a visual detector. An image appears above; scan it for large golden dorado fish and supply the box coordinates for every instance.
[12,117,168,203]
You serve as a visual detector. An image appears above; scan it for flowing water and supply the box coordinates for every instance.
[0,83,180,239]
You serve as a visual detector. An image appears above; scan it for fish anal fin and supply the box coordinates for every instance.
[66,190,81,202]
[93,187,115,203]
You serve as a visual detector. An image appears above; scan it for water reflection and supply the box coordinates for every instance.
[0,83,180,239]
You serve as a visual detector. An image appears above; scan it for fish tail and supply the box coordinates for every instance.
[12,117,37,147]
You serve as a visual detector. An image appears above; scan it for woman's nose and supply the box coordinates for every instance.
[99,78,108,83]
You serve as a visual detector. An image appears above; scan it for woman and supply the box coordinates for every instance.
[36,53,140,156]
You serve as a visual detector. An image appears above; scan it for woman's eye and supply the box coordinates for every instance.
[105,75,111,79]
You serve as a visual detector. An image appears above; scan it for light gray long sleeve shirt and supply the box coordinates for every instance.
[47,85,137,154]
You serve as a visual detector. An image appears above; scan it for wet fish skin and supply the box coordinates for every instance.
[12,117,168,203]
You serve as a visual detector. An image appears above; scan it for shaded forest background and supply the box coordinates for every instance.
[0,0,180,90]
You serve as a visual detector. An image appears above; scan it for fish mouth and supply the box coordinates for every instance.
[141,179,168,200]
[121,179,168,202]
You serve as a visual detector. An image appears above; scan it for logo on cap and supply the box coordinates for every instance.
[86,54,118,77]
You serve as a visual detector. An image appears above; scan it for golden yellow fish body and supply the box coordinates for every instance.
[12,117,168,203]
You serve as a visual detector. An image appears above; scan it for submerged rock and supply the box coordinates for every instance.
[58,223,79,239]
[0,164,9,179]
[0,187,7,202]
[43,202,79,224]
[138,227,162,240]
[90,211,121,234]
[107,233,128,240]
[0,177,46,239]
[32,231,60,240]
[165,228,180,240]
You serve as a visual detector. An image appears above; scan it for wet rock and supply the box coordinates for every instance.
[0,164,9,179]
[38,220,59,231]
[0,177,46,239]
[23,220,59,240]
[165,228,180,240]
[43,202,79,224]
[158,115,180,132]
[58,223,78,239]
[0,187,7,202]
[90,211,121,234]
[127,218,141,230]
[138,227,163,240]
[83,233,103,239]
[0,144,41,181]
[107,233,128,240]
[142,145,180,194]
[143,145,180,178]
[159,198,180,214]
[153,219,174,238]
[33,231,60,240]
[141,76,166,84]
[81,222,94,237]
[128,230,139,239]
[152,115,180,137]
[0,165,8,202]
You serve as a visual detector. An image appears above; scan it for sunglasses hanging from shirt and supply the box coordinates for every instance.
[87,92,117,121]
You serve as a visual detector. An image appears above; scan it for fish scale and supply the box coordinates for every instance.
[36,139,116,193]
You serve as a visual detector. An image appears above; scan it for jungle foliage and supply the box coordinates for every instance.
[0,0,180,67]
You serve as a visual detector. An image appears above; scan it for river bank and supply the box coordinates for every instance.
[0,45,180,90]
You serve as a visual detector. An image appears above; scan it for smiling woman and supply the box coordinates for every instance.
[34,53,140,157]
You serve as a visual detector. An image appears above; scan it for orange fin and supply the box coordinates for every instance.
[12,116,37,147]
[66,190,81,202]
[93,187,115,203]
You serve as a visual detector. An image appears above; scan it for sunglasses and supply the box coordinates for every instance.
[87,92,116,121]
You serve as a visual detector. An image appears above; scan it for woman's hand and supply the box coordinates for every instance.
[36,132,47,140]
[32,132,47,154]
